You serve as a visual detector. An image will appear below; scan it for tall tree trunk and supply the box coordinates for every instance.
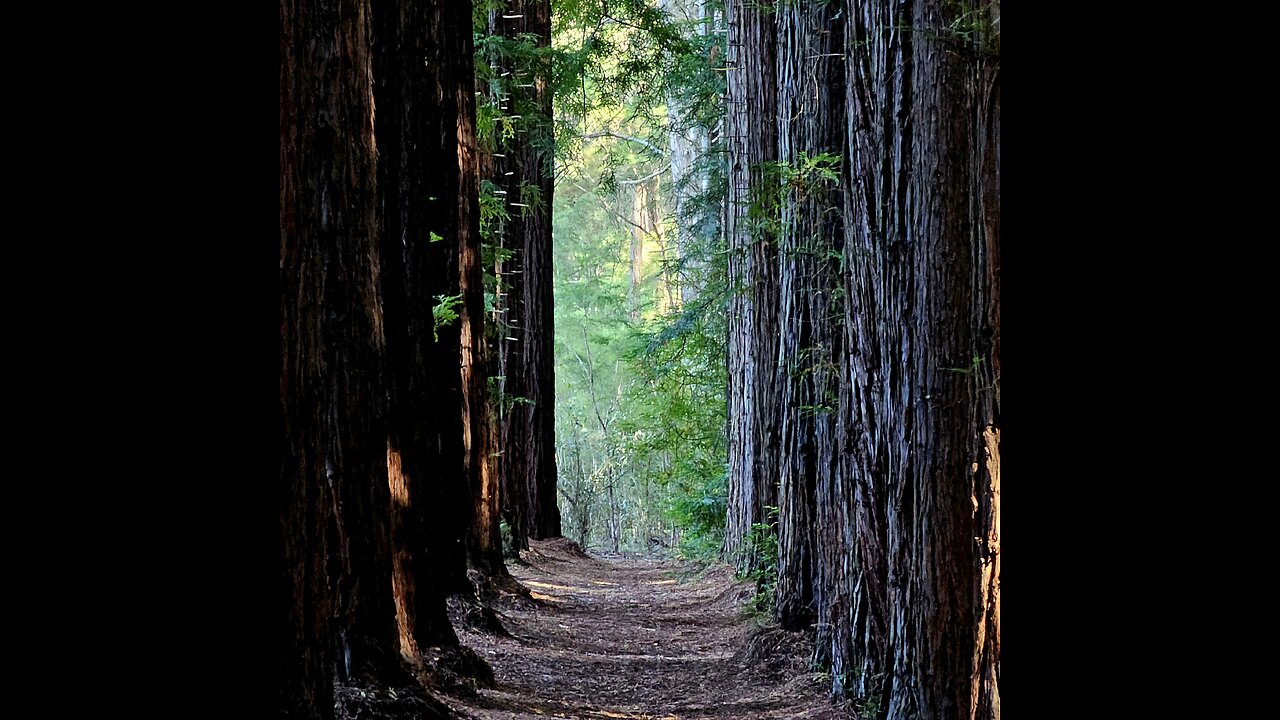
[880,3,999,715]
[486,4,528,551]
[457,1,509,581]
[973,10,1001,716]
[722,0,1000,715]
[818,0,910,703]
[489,0,562,545]
[279,12,336,688]
[280,0,404,707]
[627,183,646,321]
[723,0,780,570]
[772,0,845,632]
[475,67,509,561]
[371,0,473,659]
[280,4,337,706]
[836,0,1001,715]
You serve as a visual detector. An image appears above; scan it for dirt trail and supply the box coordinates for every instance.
[447,538,845,720]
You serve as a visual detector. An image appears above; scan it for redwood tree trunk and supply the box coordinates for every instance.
[372,0,475,658]
[833,0,1001,716]
[455,0,508,579]
[280,0,404,707]
[722,0,1000,716]
[878,3,998,715]
[279,3,335,703]
[724,0,780,570]
[489,0,562,545]
[772,0,845,632]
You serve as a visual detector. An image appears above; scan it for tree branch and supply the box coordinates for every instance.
[580,131,666,158]
[617,165,670,185]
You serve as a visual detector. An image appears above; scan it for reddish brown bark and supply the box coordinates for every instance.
[281,0,404,711]
[487,0,562,545]
[451,0,507,579]
[372,0,472,658]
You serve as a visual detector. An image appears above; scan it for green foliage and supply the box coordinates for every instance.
[776,151,841,195]
[944,355,984,375]
[740,151,843,270]
[479,179,511,242]
[432,293,464,341]
[552,182,729,556]
[666,467,727,561]
[536,0,730,558]
[855,690,883,720]
[475,99,510,149]
[765,151,841,209]
[478,179,515,319]
[517,180,545,216]
[499,520,520,560]
[941,0,1000,53]
[741,505,780,616]
[474,8,559,165]
[883,0,1000,58]
[618,284,728,559]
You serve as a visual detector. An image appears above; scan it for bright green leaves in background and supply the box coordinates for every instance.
[540,0,729,559]
[470,0,729,559]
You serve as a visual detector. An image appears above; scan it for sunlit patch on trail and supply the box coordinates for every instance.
[590,580,619,586]
[644,579,676,586]
[586,710,679,719]
[529,591,567,603]
[526,581,577,591]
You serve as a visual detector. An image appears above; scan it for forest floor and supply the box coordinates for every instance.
[443,538,849,720]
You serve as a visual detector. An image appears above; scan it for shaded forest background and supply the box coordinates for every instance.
[281,0,999,717]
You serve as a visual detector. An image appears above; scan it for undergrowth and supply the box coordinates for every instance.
[740,505,779,619]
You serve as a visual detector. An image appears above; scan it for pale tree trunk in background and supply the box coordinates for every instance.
[658,0,719,306]
[607,479,620,552]
[627,183,646,321]
[623,180,673,314]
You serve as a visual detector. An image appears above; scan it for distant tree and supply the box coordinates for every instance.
[481,0,562,546]
[545,0,729,558]
[657,0,722,306]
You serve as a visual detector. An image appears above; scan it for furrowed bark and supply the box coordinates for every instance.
[723,0,780,572]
